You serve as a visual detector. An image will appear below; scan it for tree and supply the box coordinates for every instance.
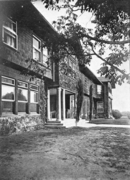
[40,0,130,85]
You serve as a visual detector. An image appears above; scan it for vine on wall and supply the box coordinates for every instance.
[76,79,84,122]
[21,59,47,124]
[39,79,47,124]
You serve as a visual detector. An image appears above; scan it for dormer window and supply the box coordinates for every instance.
[2,18,18,49]
[33,36,41,61]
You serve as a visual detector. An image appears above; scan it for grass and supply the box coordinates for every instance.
[90,118,130,125]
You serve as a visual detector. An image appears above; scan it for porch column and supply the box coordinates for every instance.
[47,89,50,120]
[57,87,61,121]
[62,89,66,120]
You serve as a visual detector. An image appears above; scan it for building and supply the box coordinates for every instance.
[0,0,57,132]
[46,56,103,122]
[0,1,114,134]
[96,77,114,118]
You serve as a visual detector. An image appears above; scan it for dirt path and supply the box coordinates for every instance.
[0,127,130,180]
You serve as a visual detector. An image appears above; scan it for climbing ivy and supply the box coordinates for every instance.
[76,79,83,122]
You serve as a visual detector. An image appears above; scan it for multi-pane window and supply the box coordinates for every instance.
[33,36,41,61]
[30,84,39,113]
[18,81,28,113]
[30,84,39,103]
[97,85,102,95]
[18,81,28,102]
[2,76,15,101]
[1,76,40,114]
[43,47,50,67]
[1,76,15,113]
[2,18,17,49]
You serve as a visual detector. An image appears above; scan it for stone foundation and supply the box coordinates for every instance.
[0,114,44,136]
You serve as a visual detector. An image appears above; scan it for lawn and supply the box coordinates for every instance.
[90,118,130,125]
[0,126,130,180]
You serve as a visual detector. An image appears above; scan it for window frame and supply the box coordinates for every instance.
[97,85,102,95]
[2,18,18,50]
[30,84,39,104]
[1,76,15,102]
[33,35,41,61]
[42,47,50,67]
[18,80,28,103]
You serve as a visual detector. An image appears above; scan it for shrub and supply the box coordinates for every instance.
[112,110,122,119]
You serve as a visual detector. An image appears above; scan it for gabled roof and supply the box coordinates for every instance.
[79,65,102,85]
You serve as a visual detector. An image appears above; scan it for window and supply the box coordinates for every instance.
[43,47,50,67]
[33,36,41,61]
[30,84,39,103]
[97,102,104,113]
[1,76,15,113]
[97,85,102,94]
[18,81,28,102]
[18,81,28,113]
[0,76,40,114]
[2,76,15,101]
[30,84,39,113]
[2,18,18,49]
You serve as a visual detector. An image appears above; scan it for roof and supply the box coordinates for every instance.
[0,0,58,40]
[98,77,111,82]
[79,65,102,85]
[98,77,116,89]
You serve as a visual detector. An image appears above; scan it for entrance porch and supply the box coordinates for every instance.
[47,87,75,121]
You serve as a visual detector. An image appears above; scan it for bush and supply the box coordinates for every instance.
[112,110,122,119]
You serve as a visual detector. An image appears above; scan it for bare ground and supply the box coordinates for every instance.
[1,125,130,180]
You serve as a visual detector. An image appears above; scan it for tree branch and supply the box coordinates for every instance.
[91,47,127,76]
[79,33,130,45]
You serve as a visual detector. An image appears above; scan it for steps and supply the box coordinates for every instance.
[44,121,66,129]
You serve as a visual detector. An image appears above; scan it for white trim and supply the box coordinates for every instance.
[18,101,28,103]
[2,99,15,102]
[63,89,66,120]
[1,84,15,101]
[47,89,50,120]
[30,91,39,103]
[33,35,41,52]
[30,84,39,91]
[2,76,15,85]
[18,80,28,89]
[2,18,18,50]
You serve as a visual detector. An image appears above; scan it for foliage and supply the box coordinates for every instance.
[21,59,47,123]
[112,110,122,119]
[76,79,84,122]
[121,111,130,119]
[39,80,47,123]
[41,0,130,85]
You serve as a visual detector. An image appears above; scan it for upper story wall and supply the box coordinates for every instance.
[0,2,53,79]
[58,55,99,97]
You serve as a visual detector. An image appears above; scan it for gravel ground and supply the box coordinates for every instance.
[0,123,130,180]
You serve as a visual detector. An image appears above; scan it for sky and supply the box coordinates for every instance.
[33,1,130,112]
